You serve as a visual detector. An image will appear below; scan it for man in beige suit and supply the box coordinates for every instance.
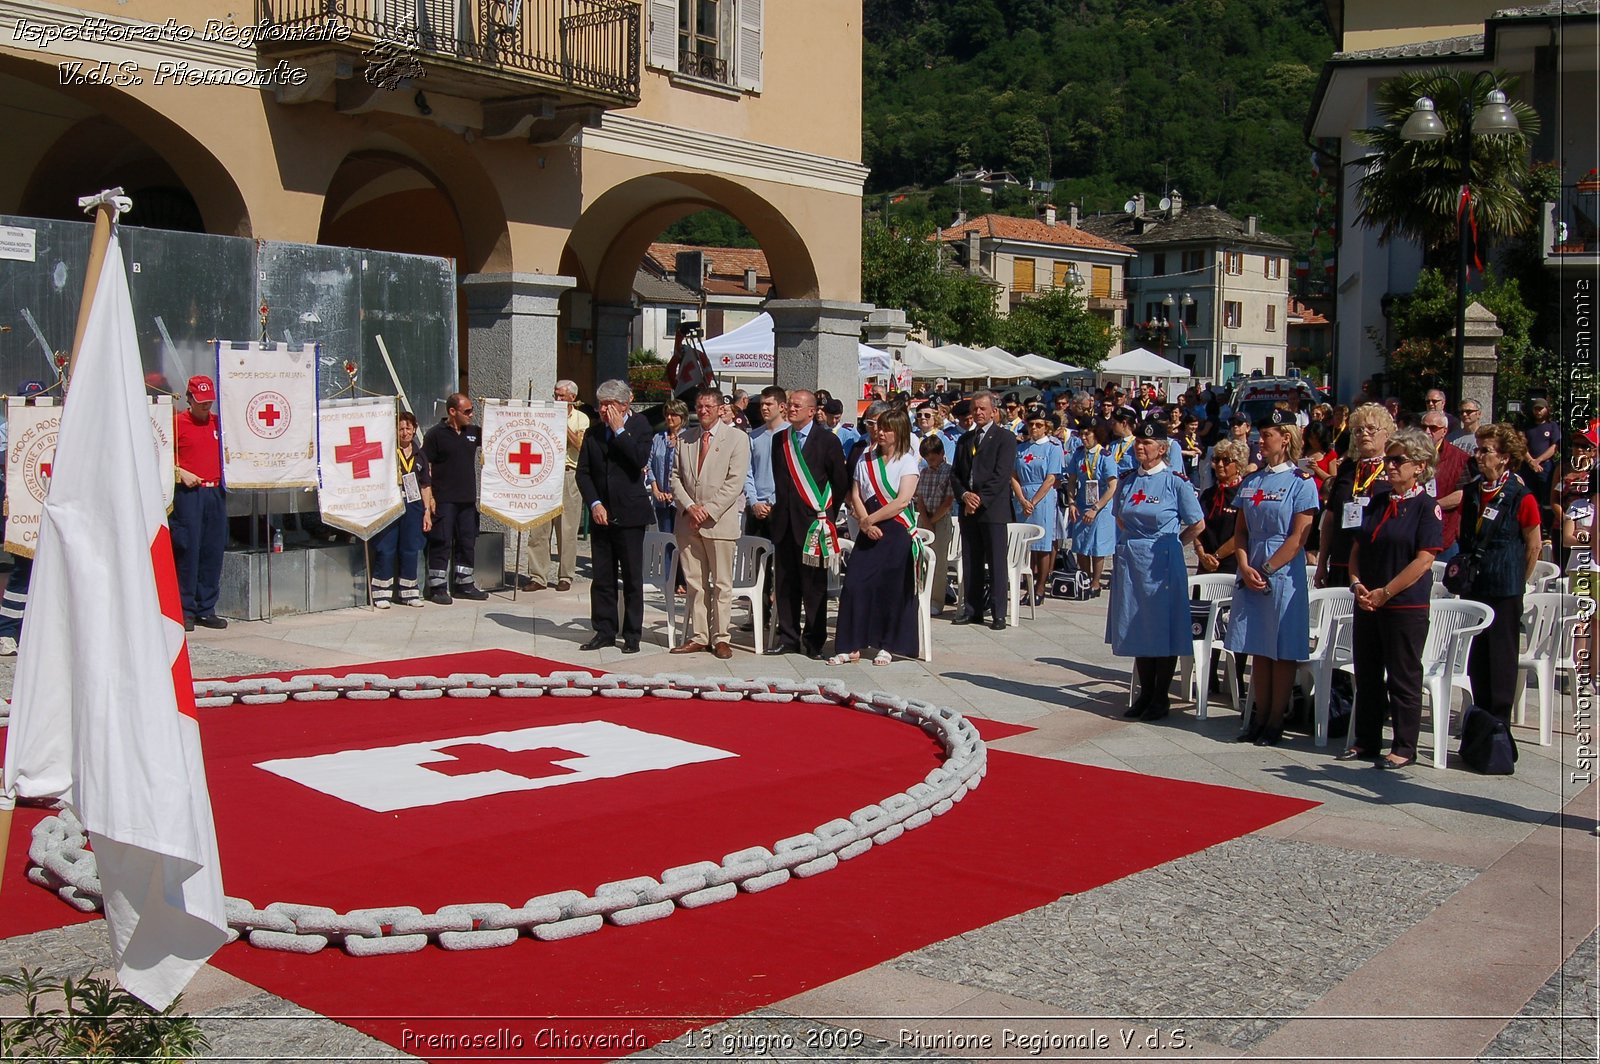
[670,387,750,658]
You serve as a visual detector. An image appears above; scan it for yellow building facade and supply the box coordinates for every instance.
[0,0,869,401]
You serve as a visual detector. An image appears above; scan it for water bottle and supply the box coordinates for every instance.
[271,528,283,554]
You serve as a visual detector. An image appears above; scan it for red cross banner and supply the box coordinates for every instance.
[316,397,402,539]
[479,399,566,531]
[3,396,60,559]
[148,395,175,515]
[216,340,319,489]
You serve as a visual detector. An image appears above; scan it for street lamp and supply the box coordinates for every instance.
[1400,73,1523,407]
[1161,291,1194,366]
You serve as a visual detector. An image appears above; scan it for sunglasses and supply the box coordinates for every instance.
[1382,455,1414,467]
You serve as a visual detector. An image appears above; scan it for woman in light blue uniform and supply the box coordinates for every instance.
[1107,419,1206,721]
[1224,410,1319,745]
[1012,406,1063,604]
[1066,422,1118,595]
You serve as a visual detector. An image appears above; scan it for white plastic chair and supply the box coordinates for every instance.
[1335,598,1492,769]
[641,530,682,645]
[1175,573,1239,720]
[1421,599,1494,770]
[1527,559,1560,594]
[728,535,775,654]
[1005,522,1045,626]
[1298,587,1355,747]
[1515,592,1594,746]
[1430,559,1451,592]
[913,527,937,661]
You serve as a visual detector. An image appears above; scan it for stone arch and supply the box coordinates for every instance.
[567,172,820,305]
[311,126,512,277]
[0,60,249,236]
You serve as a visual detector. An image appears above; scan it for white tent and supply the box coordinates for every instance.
[942,343,1032,381]
[1099,347,1192,378]
[900,339,988,378]
[1014,352,1087,378]
[698,313,892,377]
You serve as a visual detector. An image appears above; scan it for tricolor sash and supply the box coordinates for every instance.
[863,451,919,559]
[779,428,839,567]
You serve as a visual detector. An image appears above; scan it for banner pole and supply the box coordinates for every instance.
[364,540,373,610]
[0,808,10,903]
[512,532,521,603]
[2,192,121,903]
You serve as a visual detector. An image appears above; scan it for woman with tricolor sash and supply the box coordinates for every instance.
[1012,406,1063,605]
[832,405,922,666]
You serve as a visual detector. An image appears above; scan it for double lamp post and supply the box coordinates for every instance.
[1398,72,1524,407]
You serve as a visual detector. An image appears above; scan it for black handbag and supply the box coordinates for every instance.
[1444,484,1517,595]
[1459,704,1518,774]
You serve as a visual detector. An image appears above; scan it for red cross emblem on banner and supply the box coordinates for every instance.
[39,462,51,479]
[508,442,542,476]
[256,403,282,428]
[335,426,385,480]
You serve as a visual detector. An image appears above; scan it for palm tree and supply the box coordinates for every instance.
[1352,68,1540,267]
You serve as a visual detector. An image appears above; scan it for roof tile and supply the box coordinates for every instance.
[934,214,1136,254]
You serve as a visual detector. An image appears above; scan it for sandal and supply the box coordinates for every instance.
[826,653,859,666]
[872,650,892,666]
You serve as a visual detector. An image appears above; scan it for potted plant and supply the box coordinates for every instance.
[1579,168,1600,194]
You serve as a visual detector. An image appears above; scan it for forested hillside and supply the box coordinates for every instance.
[862,0,1335,241]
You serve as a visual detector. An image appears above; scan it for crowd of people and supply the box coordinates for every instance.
[27,367,1579,773]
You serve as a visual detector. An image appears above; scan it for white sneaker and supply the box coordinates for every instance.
[401,597,424,607]
[373,598,391,610]
[0,636,17,656]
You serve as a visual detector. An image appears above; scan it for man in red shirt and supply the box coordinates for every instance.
[173,375,227,631]
[1423,411,1471,562]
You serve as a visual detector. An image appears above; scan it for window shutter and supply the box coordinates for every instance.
[647,0,677,71]
[735,0,762,91]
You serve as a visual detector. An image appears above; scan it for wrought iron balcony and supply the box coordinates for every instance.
[255,0,640,119]
[1544,181,1600,266]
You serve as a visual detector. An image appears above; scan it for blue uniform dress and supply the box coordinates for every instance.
[1224,464,1319,661]
[1067,445,1118,557]
[1111,436,1137,475]
[1106,464,1204,657]
[1013,439,1063,551]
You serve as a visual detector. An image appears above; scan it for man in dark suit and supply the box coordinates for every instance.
[766,388,849,659]
[575,378,653,653]
[952,390,1018,629]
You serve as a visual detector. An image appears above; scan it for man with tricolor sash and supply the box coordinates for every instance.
[766,389,849,659]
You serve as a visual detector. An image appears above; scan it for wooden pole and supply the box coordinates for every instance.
[1,191,121,903]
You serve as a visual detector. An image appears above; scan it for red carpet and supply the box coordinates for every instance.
[3,651,1315,1062]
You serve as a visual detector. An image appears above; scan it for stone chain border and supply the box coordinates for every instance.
[23,671,987,957]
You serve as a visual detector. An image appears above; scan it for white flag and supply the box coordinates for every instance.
[317,396,403,539]
[217,340,319,488]
[478,400,567,530]
[1,226,227,1010]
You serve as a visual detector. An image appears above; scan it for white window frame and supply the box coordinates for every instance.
[647,0,761,93]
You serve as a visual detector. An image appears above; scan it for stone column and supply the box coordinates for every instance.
[593,301,638,390]
[460,273,576,402]
[1456,300,1502,417]
[460,272,575,581]
[862,306,909,360]
[767,299,872,404]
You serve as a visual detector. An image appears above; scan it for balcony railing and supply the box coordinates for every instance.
[1546,181,1600,262]
[255,0,641,104]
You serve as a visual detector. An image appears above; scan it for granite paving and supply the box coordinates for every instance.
[1,549,1593,1062]
[891,834,1479,1050]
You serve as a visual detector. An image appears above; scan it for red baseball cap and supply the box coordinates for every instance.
[187,375,216,402]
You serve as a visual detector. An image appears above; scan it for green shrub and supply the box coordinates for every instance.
[0,967,209,1061]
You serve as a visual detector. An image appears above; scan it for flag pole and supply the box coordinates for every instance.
[1,189,124,902]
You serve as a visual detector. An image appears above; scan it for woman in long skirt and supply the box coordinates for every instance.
[1066,421,1118,596]
[832,406,922,665]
